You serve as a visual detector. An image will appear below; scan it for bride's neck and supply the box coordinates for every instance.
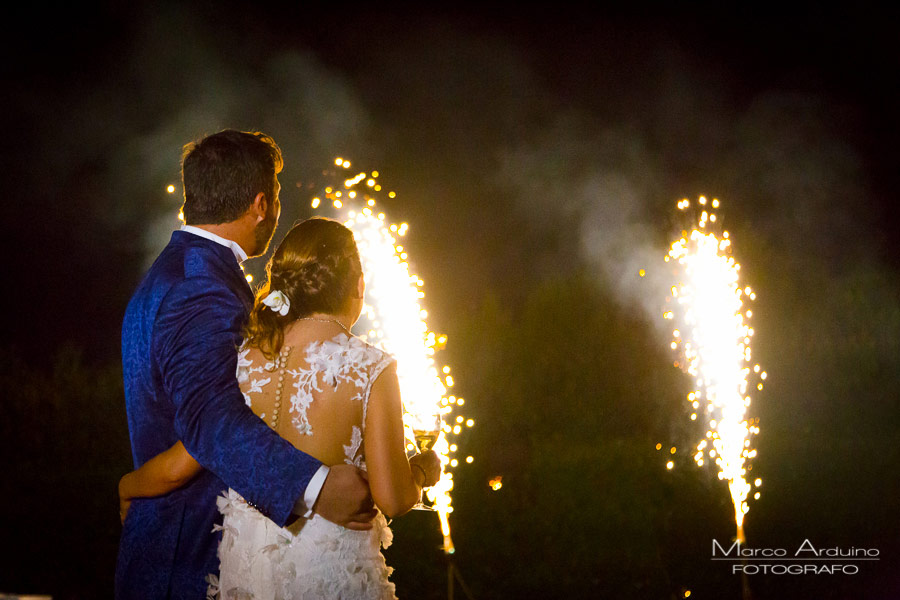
[286,312,354,336]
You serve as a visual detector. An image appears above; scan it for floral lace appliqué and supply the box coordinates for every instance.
[214,489,397,599]
[284,334,391,443]
[343,425,365,468]
[236,346,272,408]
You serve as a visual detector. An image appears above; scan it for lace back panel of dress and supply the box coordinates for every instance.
[236,333,394,469]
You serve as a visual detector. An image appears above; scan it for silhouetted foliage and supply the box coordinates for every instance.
[0,345,130,598]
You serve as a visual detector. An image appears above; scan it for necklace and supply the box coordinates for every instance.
[298,316,352,335]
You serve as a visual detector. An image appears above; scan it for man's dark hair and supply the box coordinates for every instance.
[181,129,284,225]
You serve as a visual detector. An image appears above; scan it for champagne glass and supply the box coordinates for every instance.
[410,412,442,511]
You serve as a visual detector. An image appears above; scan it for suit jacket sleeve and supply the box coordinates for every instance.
[153,275,321,527]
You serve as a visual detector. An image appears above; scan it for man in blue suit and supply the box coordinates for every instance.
[116,130,375,598]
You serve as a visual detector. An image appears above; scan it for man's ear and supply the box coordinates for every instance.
[250,192,268,223]
[356,273,365,299]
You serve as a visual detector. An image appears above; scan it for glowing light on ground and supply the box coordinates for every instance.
[665,197,764,543]
[311,158,468,554]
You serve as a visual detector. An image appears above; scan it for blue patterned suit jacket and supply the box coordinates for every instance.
[115,231,322,599]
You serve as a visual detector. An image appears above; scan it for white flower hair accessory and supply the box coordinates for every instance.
[262,290,291,316]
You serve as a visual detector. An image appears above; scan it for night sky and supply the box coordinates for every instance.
[4,2,897,359]
[2,1,898,598]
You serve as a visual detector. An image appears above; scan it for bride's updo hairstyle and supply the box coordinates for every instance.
[244,217,362,359]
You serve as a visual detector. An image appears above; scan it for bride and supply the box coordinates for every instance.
[118,217,442,599]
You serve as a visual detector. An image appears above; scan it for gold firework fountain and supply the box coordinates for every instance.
[310,158,473,555]
[664,196,764,547]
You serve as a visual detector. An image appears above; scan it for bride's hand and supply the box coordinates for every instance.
[118,475,132,524]
[409,451,442,487]
[119,497,131,524]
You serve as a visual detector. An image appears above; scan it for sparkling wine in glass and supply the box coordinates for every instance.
[414,429,438,452]
[410,413,441,510]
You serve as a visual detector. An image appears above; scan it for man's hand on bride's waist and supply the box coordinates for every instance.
[314,464,377,531]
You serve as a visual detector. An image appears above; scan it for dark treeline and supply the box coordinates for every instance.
[2,236,899,598]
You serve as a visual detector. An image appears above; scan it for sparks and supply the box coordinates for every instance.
[665,197,762,542]
[310,158,468,554]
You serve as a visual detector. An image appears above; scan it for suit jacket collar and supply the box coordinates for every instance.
[170,231,254,310]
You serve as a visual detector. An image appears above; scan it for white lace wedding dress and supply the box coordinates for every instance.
[208,332,398,600]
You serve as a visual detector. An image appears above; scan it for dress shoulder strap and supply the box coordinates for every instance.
[362,348,396,428]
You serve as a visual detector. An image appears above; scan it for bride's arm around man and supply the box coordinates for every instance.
[115,130,374,599]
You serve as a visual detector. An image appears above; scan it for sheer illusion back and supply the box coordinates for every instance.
[236,328,394,469]
[210,324,398,600]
